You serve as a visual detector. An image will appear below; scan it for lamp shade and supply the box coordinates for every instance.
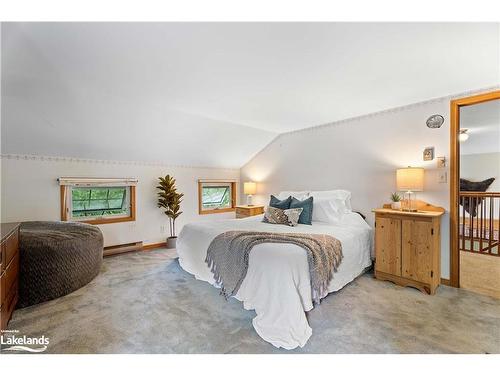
[396,167,424,192]
[243,182,257,195]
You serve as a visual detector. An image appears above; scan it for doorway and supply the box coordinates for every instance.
[450,90,500,298]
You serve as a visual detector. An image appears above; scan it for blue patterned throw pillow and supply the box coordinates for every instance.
[269,195,292,210]
[290,196,314,225]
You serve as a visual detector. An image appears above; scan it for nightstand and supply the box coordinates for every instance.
[373,203,444,295]
[235,205,265,219]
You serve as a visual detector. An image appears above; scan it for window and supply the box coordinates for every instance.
[71,187,130,218]
[59,178,137,224]
[198,180,236,214]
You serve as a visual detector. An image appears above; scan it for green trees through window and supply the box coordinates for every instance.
[201,186,231,210]
[71,187,129,217]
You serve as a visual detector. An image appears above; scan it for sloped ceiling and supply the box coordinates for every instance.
[1,22,499,168]
[460,100,500,155]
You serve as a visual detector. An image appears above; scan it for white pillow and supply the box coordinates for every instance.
[277,191,310,201]
[311,196,346,224]
[309,190,352,212]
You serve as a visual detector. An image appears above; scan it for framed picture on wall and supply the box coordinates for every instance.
[423,147,434,161]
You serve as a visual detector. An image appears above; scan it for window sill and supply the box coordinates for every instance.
[77,216,136,225]
[199,208,235,215]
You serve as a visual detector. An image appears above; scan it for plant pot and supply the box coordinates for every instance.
[391,202,401,210]
[166,236,177,249]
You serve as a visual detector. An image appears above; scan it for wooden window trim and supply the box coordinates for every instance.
[449,90,500,288]
[198,181,236,215]
[61,185,136,225]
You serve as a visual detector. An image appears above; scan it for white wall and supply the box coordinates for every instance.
[460,152,500,192]
[1,155,239,247]
[241,97,456,277]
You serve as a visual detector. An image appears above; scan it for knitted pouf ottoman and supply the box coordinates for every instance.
[18,221,103,308]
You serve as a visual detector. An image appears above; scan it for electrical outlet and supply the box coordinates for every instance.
[438,170,447,183]
[160,225,166,233]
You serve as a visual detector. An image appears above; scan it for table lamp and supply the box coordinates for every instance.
[396,167,424,212]
[243,182,257,206]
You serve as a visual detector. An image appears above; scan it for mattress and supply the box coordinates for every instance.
[176,213,372,349]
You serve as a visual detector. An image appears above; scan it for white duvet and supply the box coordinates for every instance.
[176,213,372,349]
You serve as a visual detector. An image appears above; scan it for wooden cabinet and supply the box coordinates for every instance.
[374,217,401,276]
[1,222,20,331]
[235,205,265,219]
[373,208,443,295]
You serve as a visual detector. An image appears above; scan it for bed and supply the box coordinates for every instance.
[176,208,372,349]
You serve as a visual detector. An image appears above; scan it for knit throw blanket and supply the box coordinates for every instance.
[205,231,343,304]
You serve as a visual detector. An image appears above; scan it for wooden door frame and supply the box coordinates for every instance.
[449,90,500,287]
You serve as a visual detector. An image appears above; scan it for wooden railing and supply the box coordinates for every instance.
[459,192,500,256]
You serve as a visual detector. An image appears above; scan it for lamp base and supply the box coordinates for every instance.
[402,191,418,212]
[246,195,254,206]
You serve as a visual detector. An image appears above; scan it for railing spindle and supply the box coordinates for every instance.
[489,196,493,254]
[459,192,500,256]
[470,197,474,251]
[478,198,484,251]
[462,196,466,251]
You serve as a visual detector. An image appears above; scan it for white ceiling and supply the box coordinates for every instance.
[460,99,500,155]
[2,23,499,167]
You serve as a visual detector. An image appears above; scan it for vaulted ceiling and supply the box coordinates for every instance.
[2,22,499,168]
[460,99,500,155]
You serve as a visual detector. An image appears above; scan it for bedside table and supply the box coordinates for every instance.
[373,205,444,295]
[235,205,264,219]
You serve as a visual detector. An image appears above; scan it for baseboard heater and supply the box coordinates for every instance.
[103,241,143,257]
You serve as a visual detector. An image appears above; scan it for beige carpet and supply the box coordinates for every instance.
[4,248,500,354]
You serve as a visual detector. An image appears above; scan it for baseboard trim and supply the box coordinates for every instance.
[143,242,167,251]
[103,241,167,256]
[441,278,451,286]
[104,241,143,257]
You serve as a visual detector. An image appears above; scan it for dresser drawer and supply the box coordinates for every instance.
[235,206,264,219]
[1,279,18,330]
[0,223,20,330]
[0,269,4,308]
[235,208,250,218]
[3,230,19,271]
[1,252,19,308]
[0,241,4,273]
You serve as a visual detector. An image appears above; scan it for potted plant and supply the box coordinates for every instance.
[157,175,184,248]
[390,192,402,210]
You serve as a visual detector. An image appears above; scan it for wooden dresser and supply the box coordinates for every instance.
[373,205,444,295]
[1,222,20,331]
[235,205,265,219]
